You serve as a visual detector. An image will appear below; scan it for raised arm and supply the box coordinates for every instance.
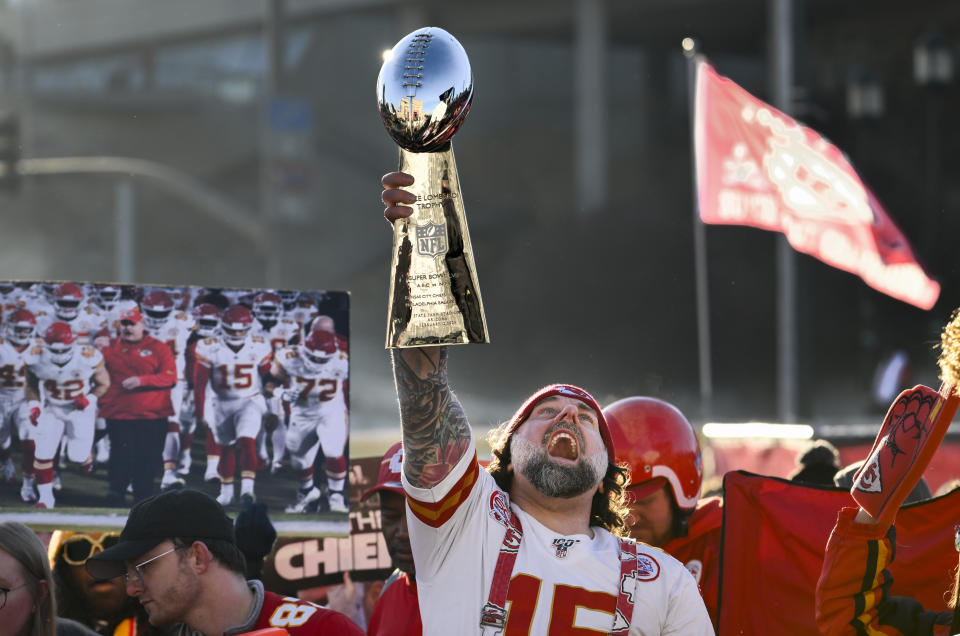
[382,171,473,488]
[392,343,471,489]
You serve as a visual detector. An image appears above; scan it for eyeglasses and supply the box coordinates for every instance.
[124,547,179,587]
[61,533,121,566]
[0,582,31,610]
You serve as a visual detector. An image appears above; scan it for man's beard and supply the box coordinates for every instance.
[510,433,607,499]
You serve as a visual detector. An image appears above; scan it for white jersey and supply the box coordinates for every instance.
[38,306,107,346]
[403,438,714,636]
[27,345,104,407]
[147,312,194,379]
[274,346,348,419]
[253,318,299,354]
[194,335,272,400]
[0,336,36,400]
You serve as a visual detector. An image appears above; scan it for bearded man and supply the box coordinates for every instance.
[381,172,713,635]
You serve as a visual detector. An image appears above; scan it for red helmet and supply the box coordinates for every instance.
[192,303,221,338]
[141,290,174,330]
[6,308,36,346]
[602,397,702,511]
[221,305,253,346]
[252,292,283,323]
[44,321,76,364]
[53,283,84,320]
[302,329,338,370]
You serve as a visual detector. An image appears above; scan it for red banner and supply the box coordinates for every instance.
[694,60,939,310]
[707,438,960,496]
[718,471,959,635]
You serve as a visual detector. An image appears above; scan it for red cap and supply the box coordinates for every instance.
[361,442,405,501]
[504,384,615,463]
[119,308,143,324]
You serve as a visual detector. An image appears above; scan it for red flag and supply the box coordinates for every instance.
[694,60,939,310]
[718,471,958,635]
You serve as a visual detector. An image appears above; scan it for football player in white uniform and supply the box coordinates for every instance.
[141,289,195,490]
[37,283,107,347]
[270,329,349,513]
[380,172,712,635]
[91,283,122,314]
[24,321,110,508]
[184,303,222,482]
[276,290,299,318]
[193,305,273,506]
[0,309,39,496]
[251,291,299,473]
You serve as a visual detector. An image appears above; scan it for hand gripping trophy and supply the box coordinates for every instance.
[377,27,489,348]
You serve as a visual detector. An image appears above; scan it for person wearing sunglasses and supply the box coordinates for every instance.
[49,531,158,636]
[85,488,363,635]
[0,521,98,636]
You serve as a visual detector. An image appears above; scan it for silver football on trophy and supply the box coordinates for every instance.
[377,27,473,153]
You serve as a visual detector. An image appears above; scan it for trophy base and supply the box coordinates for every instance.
[385,145,489,349]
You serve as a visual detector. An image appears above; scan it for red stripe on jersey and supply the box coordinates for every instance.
[406,454,480,528]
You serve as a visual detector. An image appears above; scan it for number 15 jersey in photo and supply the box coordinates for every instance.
[194,336,273,401]
[402,436,714,635]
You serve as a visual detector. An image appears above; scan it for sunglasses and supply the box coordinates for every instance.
[61,533,121,566]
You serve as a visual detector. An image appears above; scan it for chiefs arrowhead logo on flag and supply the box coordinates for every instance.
[694,59,939,310]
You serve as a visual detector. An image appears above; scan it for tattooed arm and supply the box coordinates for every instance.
[382,171,472,488]
[392,346,472,489]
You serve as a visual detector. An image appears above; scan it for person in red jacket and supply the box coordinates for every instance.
[361,442,421,636]
[98,308,177,506]
[603,397,722,630]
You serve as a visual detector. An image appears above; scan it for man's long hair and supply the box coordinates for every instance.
[951,557,960,633]
[486,425,631,536]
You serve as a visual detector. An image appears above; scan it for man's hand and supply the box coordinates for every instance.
[121,376,142,390]
[28,403,41,426]
[382,172,416,222]
[73,394,90,411]
[263,413,280,433]
[281,386,302,404]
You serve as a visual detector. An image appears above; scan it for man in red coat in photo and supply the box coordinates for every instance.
[98,308,177,506]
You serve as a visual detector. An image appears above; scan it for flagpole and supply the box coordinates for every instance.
[684,40,713,422]
[770,0,798,423]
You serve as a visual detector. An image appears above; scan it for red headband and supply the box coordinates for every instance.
[504,384,615,463]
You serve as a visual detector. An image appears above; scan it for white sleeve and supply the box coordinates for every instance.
[401,435,493,580]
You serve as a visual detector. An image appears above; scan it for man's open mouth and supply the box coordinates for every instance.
[546,429,580,461]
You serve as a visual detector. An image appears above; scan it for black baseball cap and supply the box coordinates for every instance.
[85,489,235,581]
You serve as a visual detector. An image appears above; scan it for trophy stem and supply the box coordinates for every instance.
[385,145,489,348]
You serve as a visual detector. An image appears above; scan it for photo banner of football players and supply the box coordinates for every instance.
[259,454,392,594]
[0,280,350,536]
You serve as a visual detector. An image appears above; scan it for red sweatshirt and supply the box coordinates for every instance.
[98,334,176,419]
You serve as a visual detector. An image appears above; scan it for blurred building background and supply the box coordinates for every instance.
[0,0,958,454]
